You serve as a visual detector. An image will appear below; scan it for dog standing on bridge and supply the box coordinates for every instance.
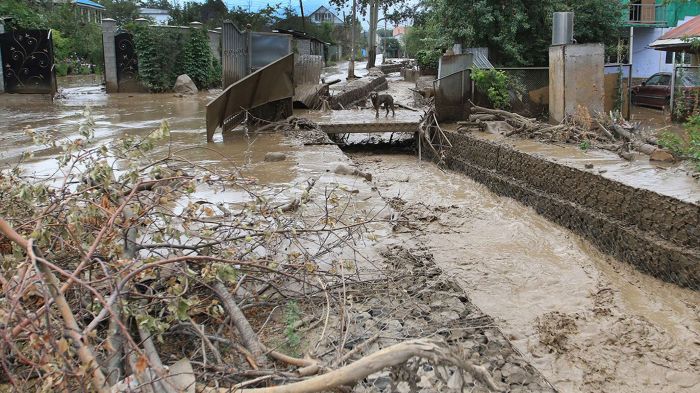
[368,91,395,118]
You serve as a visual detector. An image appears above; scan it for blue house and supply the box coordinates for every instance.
[54,0,106,23]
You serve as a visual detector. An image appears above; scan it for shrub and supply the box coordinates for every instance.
[659,114,700,171]
[131,25,220,92]
[416,49,441,71]
[183,28,213,89]
[472,69,510,109]
[208,56,222,88]
[132,25,187,92]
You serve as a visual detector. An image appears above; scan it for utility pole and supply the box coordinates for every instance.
[299,0,306,31]
[348,0,356,79]
[382,17,387,63]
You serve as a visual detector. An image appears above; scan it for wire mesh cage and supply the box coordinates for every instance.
[472,67,549,118]
[672,65,700,120]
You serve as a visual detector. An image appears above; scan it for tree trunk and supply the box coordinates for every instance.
[366,0,378,69]
[348,0,356,79]
[299,0,306,32]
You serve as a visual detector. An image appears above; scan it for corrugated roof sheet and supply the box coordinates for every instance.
[659,15,700,40]
[466,48,494,69]
[74,0,106,10]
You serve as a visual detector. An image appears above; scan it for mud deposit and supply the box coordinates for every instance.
[352,153,700,393]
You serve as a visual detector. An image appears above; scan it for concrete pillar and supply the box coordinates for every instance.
[189,21,203,29]
[0,20,5,93]
[209,28,222,62]
[134,18,148,26]
[102,18,118,93]
[549,43,604,123]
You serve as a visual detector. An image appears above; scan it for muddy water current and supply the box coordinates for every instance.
[353,153,700,393]
[2,78,699,392]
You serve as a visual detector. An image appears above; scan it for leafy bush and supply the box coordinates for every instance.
[132,25,220,92]
[183,28,215,89]
[49,5,103,69]
[0,0,47,29]
[208,56,222,88]
[659,114,700,171]
[416,49,441,71]
[472,69,511,109]
[132,25,187,92]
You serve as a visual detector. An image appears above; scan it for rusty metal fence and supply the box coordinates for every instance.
[433,69,471,122]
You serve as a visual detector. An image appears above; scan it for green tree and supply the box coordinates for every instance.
[48,4,104,70]
[421,0,622,66]
[99,0,140,25]
[0,0,47,29]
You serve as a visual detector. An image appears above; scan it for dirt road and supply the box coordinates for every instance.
[352,152,700,393]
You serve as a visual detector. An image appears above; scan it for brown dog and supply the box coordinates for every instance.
[369,91,395,118]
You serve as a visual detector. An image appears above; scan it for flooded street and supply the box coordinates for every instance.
[352,153,700,393]
[1,76,699,392]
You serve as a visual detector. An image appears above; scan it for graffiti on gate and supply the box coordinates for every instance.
[0,29,56,94]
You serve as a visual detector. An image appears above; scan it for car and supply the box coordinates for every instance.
[632,71,700,109]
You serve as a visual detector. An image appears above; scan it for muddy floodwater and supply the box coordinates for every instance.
[2,76,699,392]
[353,153,700,393]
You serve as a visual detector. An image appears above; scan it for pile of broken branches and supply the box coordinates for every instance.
[466,102,669,160]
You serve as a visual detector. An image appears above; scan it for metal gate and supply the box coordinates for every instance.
[222,21,249,88]
[114,32,140,92]
[0,29,56,94]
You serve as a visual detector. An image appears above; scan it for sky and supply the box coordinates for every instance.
[167,0,412,29]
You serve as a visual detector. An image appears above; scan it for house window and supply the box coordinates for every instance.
[666,51,692,65]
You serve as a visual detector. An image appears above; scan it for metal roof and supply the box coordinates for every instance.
[659,15,700,40]
[466,47,494,69]
[650,15,700,51]
[74,0,106,10]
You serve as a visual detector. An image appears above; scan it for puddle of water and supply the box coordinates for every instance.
[353,153,700,393]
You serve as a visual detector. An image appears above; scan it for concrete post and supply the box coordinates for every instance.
[189,21,204,29]
[0,20,5,93]
[101,18,118,93]
[134,18,149,26]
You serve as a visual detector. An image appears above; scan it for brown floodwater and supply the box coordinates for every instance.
[2,76,699,392]
[352,153,700,393]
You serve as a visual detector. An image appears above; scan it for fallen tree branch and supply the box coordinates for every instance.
[211,281,267,367]
[202,339,501,393]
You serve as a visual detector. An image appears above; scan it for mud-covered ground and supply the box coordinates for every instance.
[351,152,700,393]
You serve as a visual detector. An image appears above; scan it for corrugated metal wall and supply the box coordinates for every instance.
[294,55,323,86]
[250,32,292,71]
[222,21,249,88]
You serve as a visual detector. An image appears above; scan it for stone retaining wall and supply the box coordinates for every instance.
[378,63,403,74]
[330,75,387,109]
[424,132,700,289]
